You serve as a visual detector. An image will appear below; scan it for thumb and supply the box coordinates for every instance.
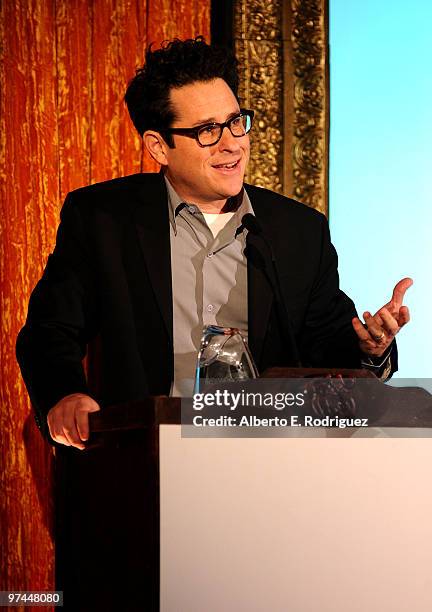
[85,398,101,412]
[390,277,413,307]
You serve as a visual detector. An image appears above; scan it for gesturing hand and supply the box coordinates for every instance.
[47,393,100,450]
[352,277,413,358]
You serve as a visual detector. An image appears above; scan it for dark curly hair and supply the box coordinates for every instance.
[124,36,239,147]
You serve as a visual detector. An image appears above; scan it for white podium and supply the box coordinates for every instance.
[160,426,432,612]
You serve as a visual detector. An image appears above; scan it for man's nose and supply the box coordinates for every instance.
[217,125,241,151]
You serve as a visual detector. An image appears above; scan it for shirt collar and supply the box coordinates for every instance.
[164,175,254,235]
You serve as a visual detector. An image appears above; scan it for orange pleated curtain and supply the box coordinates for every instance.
[0,0,210,604]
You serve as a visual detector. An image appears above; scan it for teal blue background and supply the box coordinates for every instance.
[329,0,431,377]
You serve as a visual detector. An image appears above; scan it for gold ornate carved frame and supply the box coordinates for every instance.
[233,0,329,215]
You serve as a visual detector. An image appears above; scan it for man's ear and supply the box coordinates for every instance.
[143,130,170,166]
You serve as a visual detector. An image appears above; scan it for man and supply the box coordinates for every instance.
[17,36,411,450]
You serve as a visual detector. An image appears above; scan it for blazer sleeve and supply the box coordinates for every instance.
[299,214,397,375]
[16,193,99,439]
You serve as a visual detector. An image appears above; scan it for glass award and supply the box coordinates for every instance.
[194,325,259,393]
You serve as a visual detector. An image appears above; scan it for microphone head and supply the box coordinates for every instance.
[242,213,263,235]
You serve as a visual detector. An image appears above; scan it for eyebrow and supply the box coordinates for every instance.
[191,110,241,127]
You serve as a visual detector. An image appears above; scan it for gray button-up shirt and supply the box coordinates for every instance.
[165,176,254,396]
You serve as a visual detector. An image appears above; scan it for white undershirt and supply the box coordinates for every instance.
[202,212,235,237]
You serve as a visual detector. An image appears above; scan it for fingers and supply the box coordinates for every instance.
[398,305,410,327]
[366,305,410,339]
[391,277,413,308]
[354,280,412,359]
[353,312,394,358]
[75,409,92,443]
[50,420,71,447]
[377,308,399,337]
[352,317,377,348]
[364,310,397,346]
[62,408,85,449]
[47,393,100,450]
[364,312,386,343]
[75,396,100,442]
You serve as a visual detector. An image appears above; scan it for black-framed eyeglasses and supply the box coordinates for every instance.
[164,109,254,147]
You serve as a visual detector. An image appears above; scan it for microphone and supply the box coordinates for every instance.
[242,214,302,367]
[241,213,263,237]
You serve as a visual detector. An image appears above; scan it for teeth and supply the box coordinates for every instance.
[216,161,237,169]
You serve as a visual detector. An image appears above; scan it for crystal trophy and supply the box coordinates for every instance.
[194,325,258,393]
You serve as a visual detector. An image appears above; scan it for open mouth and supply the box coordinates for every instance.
[212,160,240,171]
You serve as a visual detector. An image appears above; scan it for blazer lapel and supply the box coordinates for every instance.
[246,230,274,368]
[133,175,173,345]
[244,182,275,368]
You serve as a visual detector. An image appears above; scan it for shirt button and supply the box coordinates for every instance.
[188,205,197,214]
[206,304,214,312]
[207,252,214,258]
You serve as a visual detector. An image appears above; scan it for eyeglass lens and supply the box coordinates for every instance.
[198,114,252,146]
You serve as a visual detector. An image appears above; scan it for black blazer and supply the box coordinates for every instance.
[16,172,391,438]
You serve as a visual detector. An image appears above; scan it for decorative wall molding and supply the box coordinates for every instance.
[233,0,328,214]
[234,0,284,193]
[290,0,328,214]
